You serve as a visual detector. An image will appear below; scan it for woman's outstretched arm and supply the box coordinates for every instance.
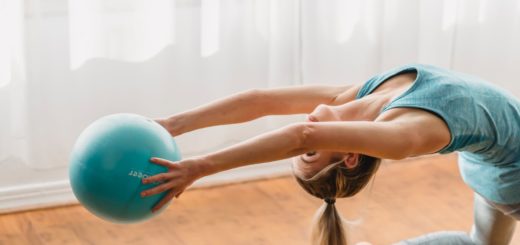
[141,117,446,211]
[158,84,360,136]
[197,119,438,175]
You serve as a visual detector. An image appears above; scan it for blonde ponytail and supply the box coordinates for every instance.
[311,199,347,245]
[294,154,381,245]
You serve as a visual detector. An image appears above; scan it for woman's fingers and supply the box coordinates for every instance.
[149,157,176,168]
[145,157,181,184]
[152,190,177,213]
[142,157,199,212]
[141,181,174,197]
[142,173,169,184]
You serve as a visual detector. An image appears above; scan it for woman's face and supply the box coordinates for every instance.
[294,105,358,179]
[292,151,359,179]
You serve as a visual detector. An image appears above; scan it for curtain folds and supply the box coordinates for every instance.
[1,0,520,172]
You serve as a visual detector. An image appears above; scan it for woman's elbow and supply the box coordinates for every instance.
[285,123,316,153]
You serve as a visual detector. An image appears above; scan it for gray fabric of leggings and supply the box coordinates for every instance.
[394,194,520,245]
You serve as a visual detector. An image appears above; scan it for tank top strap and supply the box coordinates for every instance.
[356,64,419,99]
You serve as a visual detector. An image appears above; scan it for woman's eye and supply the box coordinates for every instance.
[302,152,320,162]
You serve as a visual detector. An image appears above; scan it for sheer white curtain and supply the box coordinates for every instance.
[301,0,457,83]
[1,0,520,189]
[0,0,301,187]
[452,0,520,92]
[0,0,27,170]
[301,0,520,90]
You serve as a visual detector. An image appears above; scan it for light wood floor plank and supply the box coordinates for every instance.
[1,154,519,244]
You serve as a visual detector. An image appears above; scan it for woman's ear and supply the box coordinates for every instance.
[343,153,359,169]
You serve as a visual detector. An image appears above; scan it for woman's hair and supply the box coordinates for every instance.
[294,154,381,245]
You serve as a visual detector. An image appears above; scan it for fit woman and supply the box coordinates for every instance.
[141,64,520,245]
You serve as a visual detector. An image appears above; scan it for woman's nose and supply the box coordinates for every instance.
[309,104,338,122]
[307,114,318,122]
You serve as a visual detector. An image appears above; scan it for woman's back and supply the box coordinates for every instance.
[358,64,520,204]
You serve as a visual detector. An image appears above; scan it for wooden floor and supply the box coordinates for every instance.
[1,154,519,245]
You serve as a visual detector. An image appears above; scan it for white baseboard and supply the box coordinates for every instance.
[0,180,76,214]
[0,160,292,214]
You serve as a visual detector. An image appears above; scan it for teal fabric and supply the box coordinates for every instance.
[356,64,520,204]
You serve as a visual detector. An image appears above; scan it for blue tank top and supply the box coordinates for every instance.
[357,64,520,204]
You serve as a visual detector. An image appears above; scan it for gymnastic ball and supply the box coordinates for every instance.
[69,113,181,223]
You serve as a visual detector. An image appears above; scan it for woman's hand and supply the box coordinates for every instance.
[155,117,184,137]
[140,157,206,212]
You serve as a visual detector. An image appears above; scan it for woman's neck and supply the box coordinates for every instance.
[336,72,417,121]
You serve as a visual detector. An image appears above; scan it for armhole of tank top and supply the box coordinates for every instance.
[356,75,379,99]
[356,65,418,99]
[380,67,421,112]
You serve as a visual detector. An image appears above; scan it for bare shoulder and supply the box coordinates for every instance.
[377,107,451,156]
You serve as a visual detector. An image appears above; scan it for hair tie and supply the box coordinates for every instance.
[324,198,336,205]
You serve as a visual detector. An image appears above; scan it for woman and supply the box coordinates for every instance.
[141,64,520,245]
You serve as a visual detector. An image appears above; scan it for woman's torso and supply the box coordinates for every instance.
[352,64,520,204]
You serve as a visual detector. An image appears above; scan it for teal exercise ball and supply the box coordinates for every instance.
[69,113,181,223]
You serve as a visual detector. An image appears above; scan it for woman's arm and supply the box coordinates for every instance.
[197,120,431,176]
[159,84,360,136]
[142,118,446,211]
[141,122,310,211]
